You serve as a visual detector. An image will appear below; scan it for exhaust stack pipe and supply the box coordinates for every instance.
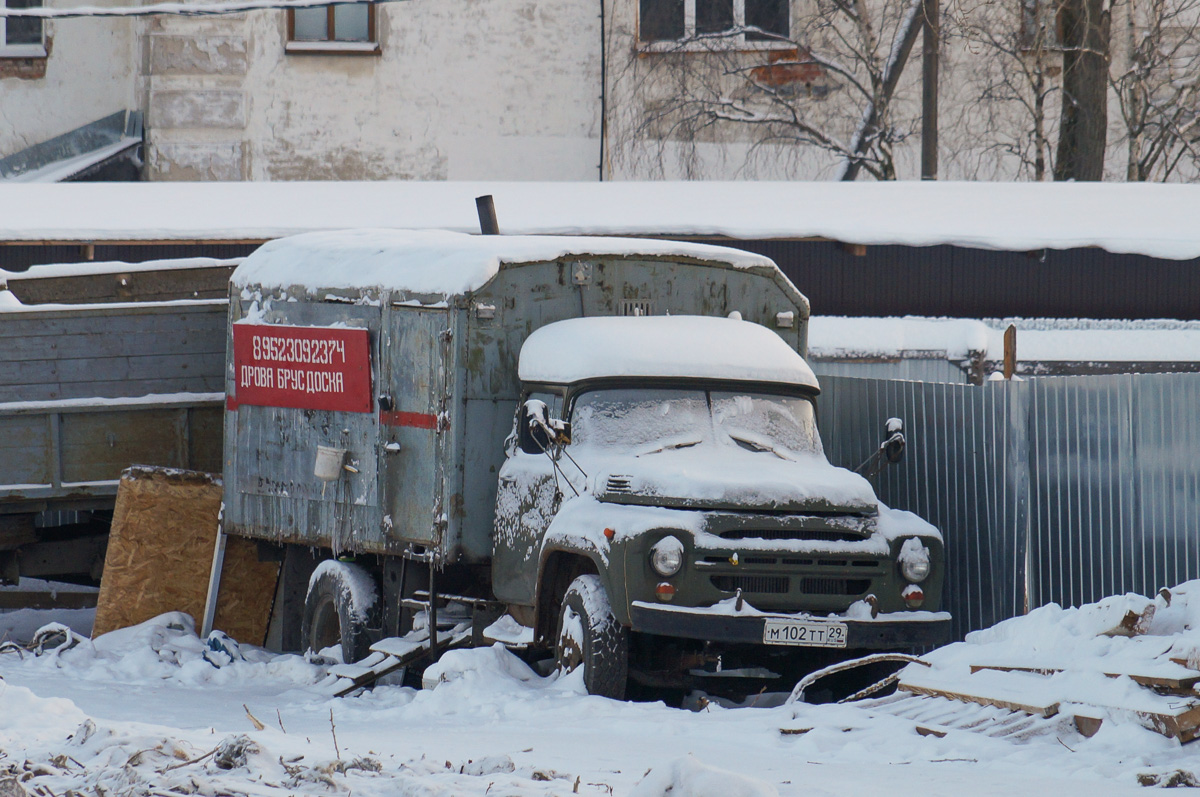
[475,195,499,235]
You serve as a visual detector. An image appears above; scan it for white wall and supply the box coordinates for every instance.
[0,12,136,159]
[143,0,603,181]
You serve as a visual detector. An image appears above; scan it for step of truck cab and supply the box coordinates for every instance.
[325,622,473,697]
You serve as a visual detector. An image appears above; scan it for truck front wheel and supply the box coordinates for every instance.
[302,560,378,664]
[554,575,628,699]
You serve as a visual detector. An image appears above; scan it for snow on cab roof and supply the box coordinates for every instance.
[5,181,1200,261]
[519,316,820,388]
[231,229,775,295]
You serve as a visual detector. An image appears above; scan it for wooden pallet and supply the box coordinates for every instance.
[861,690,1073,742]
[890,669,1200,744]
[969,663,1200,695]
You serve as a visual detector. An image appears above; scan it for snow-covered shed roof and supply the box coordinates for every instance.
[3,181,1200,261]
[231,229,775,295]
[809,316,1200,364]
[518,316,821,388]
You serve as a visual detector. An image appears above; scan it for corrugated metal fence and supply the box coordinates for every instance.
[818,374,1200,641]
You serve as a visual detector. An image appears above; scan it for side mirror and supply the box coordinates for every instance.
[521,399,570,451]
[884,418,905,463]
[525,399,550,428]
[855,417,906,478]
[519,399,551,454]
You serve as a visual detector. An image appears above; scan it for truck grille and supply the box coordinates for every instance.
[799,577,871,596]
[711,575,790,594]
[605,475,633,494]
[720,529,862,543]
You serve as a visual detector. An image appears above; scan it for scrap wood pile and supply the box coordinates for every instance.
[877,581,1200,744]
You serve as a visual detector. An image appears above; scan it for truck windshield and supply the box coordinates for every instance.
[568,387,822,458]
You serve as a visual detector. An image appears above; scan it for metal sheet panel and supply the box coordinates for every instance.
[811,359,970,384]
[382,308,449,549]
[820,373,1200,641]
[225,298,383,555]
[819,376,1025,640]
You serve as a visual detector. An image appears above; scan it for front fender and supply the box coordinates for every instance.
[533,496,708,629]
[535,523,623,627]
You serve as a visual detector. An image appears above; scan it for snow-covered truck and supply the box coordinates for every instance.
[221,229,949,698]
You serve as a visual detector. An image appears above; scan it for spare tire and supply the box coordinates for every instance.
[302,560,379,664]
[554,574,628,699]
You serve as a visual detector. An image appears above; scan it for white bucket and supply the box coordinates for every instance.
[314,446,347,481]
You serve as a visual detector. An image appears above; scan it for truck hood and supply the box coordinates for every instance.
[589,446,879,515]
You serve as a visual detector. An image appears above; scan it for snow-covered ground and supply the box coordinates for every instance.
[3,586,1200,796]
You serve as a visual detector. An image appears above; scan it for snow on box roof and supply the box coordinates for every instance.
[6,181,1200,260]
[231,228,775,295]
[519,316,820,388]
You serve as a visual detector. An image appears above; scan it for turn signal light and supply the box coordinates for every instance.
[655,582,676,602]
[902,584,925,609]
[604,528,615,540]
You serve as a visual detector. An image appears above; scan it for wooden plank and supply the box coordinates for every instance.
[1136,703,1200,743]
[0,354,223,391]
[1102,605,1156,637]
[1074,715,1104,737]
[7,266,236,305]
[60,410,188,482]
[188,408,225,473]
[0,590,98,610]
[0,328,225,365]
[335,627,473,697]
[897,682,1060,718]
[0,354,224,403]
[51,352,227,386]
[969,663,1200,692]
[0,378,223,404]
[0,416,53,485]
[0,303,226,338]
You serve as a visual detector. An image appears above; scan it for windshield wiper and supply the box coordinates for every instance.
[729,434,790,460]
[637,439,702,456]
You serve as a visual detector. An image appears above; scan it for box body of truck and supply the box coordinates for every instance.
[224,230,807,562]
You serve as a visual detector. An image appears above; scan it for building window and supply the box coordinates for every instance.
[286,3,379,54]
[1,0,46,58]
[640,0,790,47]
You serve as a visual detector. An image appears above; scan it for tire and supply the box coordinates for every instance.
[302,560,379,664]
[554,574,628,699]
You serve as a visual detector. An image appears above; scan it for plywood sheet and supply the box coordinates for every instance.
[93,466,278,644]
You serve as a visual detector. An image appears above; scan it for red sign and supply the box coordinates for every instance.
[232,323,372,413]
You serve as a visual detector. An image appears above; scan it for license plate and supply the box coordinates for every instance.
[763,619,848,648]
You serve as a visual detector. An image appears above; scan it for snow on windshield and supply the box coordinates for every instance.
[568,387,822,457]
[711,391,823,458]
[570,388,709,453]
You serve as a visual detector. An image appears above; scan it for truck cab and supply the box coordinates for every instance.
[493,315,949,697]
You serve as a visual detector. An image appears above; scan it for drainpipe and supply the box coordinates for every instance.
[599,0,608,181]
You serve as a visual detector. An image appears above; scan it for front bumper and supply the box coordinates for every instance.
[630,601,952,649]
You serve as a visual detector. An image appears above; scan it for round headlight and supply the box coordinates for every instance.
[899,538,931,583]
[650,536,684,577]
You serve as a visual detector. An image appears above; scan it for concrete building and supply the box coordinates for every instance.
[2,0,1197,182]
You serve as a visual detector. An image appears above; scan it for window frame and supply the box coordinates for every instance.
[638,0,793,52]
[0,0,47,59]
[285,3,380,56]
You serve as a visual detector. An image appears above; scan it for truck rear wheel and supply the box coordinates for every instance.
[554,574,628,699]
[302,560,378,664]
